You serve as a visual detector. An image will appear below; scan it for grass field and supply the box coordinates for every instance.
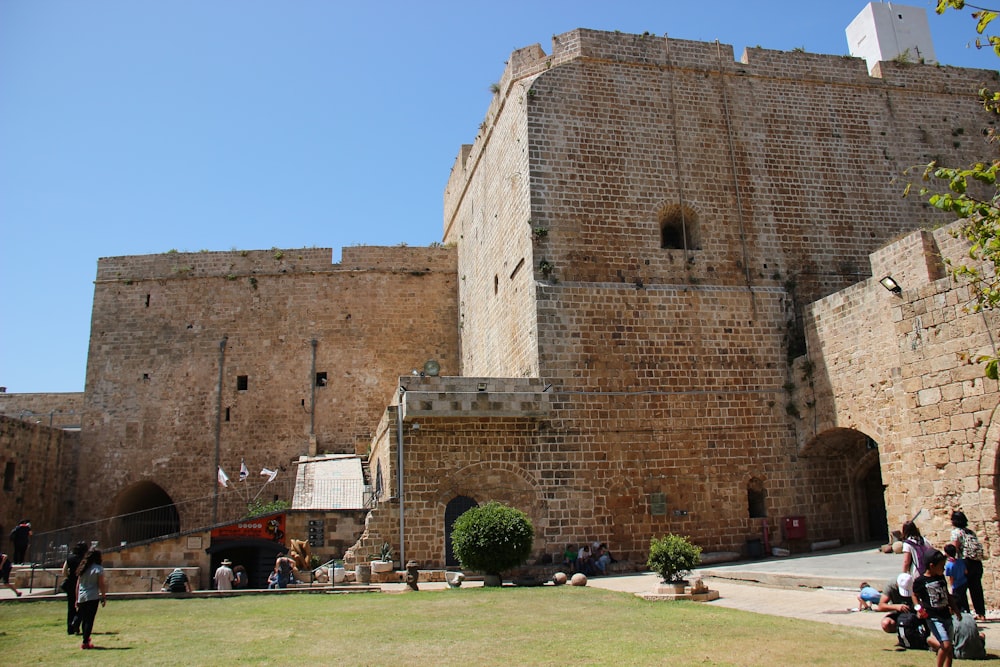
[0,587,932,666]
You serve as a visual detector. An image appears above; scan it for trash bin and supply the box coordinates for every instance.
[746,538,765,559]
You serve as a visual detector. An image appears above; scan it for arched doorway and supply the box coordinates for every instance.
[208,539,285,589]
[859,460,889,542]
[109,481,180,545]
[799,428,888,544]
[444,495,478,567]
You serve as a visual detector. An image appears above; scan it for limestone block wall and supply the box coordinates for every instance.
[443,61,539,378]
[805,224,1000,603]
[0,393,84,429]
[0,416,79,551]
[81,245,457,530]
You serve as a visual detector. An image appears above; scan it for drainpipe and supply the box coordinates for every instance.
[309,339,317,455]
[213,336,228,524]
[396,388,406,568]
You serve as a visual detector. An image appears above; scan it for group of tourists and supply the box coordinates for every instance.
[212,559,248,590]
[562,541,615,576]
[873,511,988,665]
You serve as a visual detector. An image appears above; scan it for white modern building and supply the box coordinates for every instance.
[847,2,937,72]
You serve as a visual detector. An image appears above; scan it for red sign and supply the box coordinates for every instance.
[211,514,286,544]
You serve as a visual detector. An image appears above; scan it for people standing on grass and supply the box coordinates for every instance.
[62,542,88,633]
[949,511,987,622]
[0,551,22,597]
[911,550,961,667]
[75,548,107,650]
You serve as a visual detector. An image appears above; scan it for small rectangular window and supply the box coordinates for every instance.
[315,372,328,387]
[237,375,248,391]
[225,407,231,422]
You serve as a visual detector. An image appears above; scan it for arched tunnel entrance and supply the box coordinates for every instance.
[800,428,888,544]
[109,481,180,545]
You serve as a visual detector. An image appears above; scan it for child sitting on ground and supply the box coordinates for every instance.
[857,581,881,610]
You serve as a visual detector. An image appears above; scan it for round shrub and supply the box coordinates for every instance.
[647,533,701,583]
[450,501,534,577]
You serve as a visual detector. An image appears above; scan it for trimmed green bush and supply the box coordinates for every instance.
[647,533,701,583]
[451,501,534,578]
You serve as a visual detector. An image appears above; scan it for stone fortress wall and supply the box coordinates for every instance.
[3,29,999,601]
[378,28,998,570]
[78,245,457,530]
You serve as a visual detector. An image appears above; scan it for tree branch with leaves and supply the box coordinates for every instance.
[905,2,1000,378]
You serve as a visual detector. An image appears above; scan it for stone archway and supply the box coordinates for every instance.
[108,480,180,545]
[444,495,478,567]
[433,461,544,567]
[799,427,887,544]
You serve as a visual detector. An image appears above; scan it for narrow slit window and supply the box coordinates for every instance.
[747,478,767,518]
[3,462,14,491]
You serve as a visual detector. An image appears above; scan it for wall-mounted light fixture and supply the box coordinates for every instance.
[879,276,902,294]
[477,382,488,392]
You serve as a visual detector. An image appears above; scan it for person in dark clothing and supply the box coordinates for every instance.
[10,520,31,564]
[949,510,987,621]
[62,542,88,634]
[912,550,961,667]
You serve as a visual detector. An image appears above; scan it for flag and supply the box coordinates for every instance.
[261,467,278,483]
[239,459,249,482]
[218,466,230,487]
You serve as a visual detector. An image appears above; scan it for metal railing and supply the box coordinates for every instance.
[27,478,372,567]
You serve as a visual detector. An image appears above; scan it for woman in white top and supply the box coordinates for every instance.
[75,549,107,650]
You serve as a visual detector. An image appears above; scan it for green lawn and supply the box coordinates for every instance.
[0,587,930,666]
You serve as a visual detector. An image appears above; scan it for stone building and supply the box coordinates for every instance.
[2,29,998,599]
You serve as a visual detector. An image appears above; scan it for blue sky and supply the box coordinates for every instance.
[1,0,996,394]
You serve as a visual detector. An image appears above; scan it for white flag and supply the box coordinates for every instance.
[261,467,278,483]
[239,459,249,482]
[218,466,230,487]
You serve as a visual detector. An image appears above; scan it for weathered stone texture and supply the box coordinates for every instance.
[79,246,457,528]
[0,416,79,547]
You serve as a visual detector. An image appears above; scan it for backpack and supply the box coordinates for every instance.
[905,537,935,574]
[961,529,984,561]
[896,611,929,650]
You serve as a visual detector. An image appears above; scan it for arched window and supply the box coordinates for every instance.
[658,204,700,250]
[747,477,767,518]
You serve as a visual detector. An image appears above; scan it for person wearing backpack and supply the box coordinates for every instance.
[901,521,934,576]
[950,511,986,621]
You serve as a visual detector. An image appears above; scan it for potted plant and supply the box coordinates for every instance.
[451,501,534,587]
[370,542,394,573]
[647,533,701,593]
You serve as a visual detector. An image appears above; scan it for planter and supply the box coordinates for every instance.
[370,560,394,574]
[333,566,346,584]
[653,580,688,595]
[483,574,502,587]
[355,563,371,584]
